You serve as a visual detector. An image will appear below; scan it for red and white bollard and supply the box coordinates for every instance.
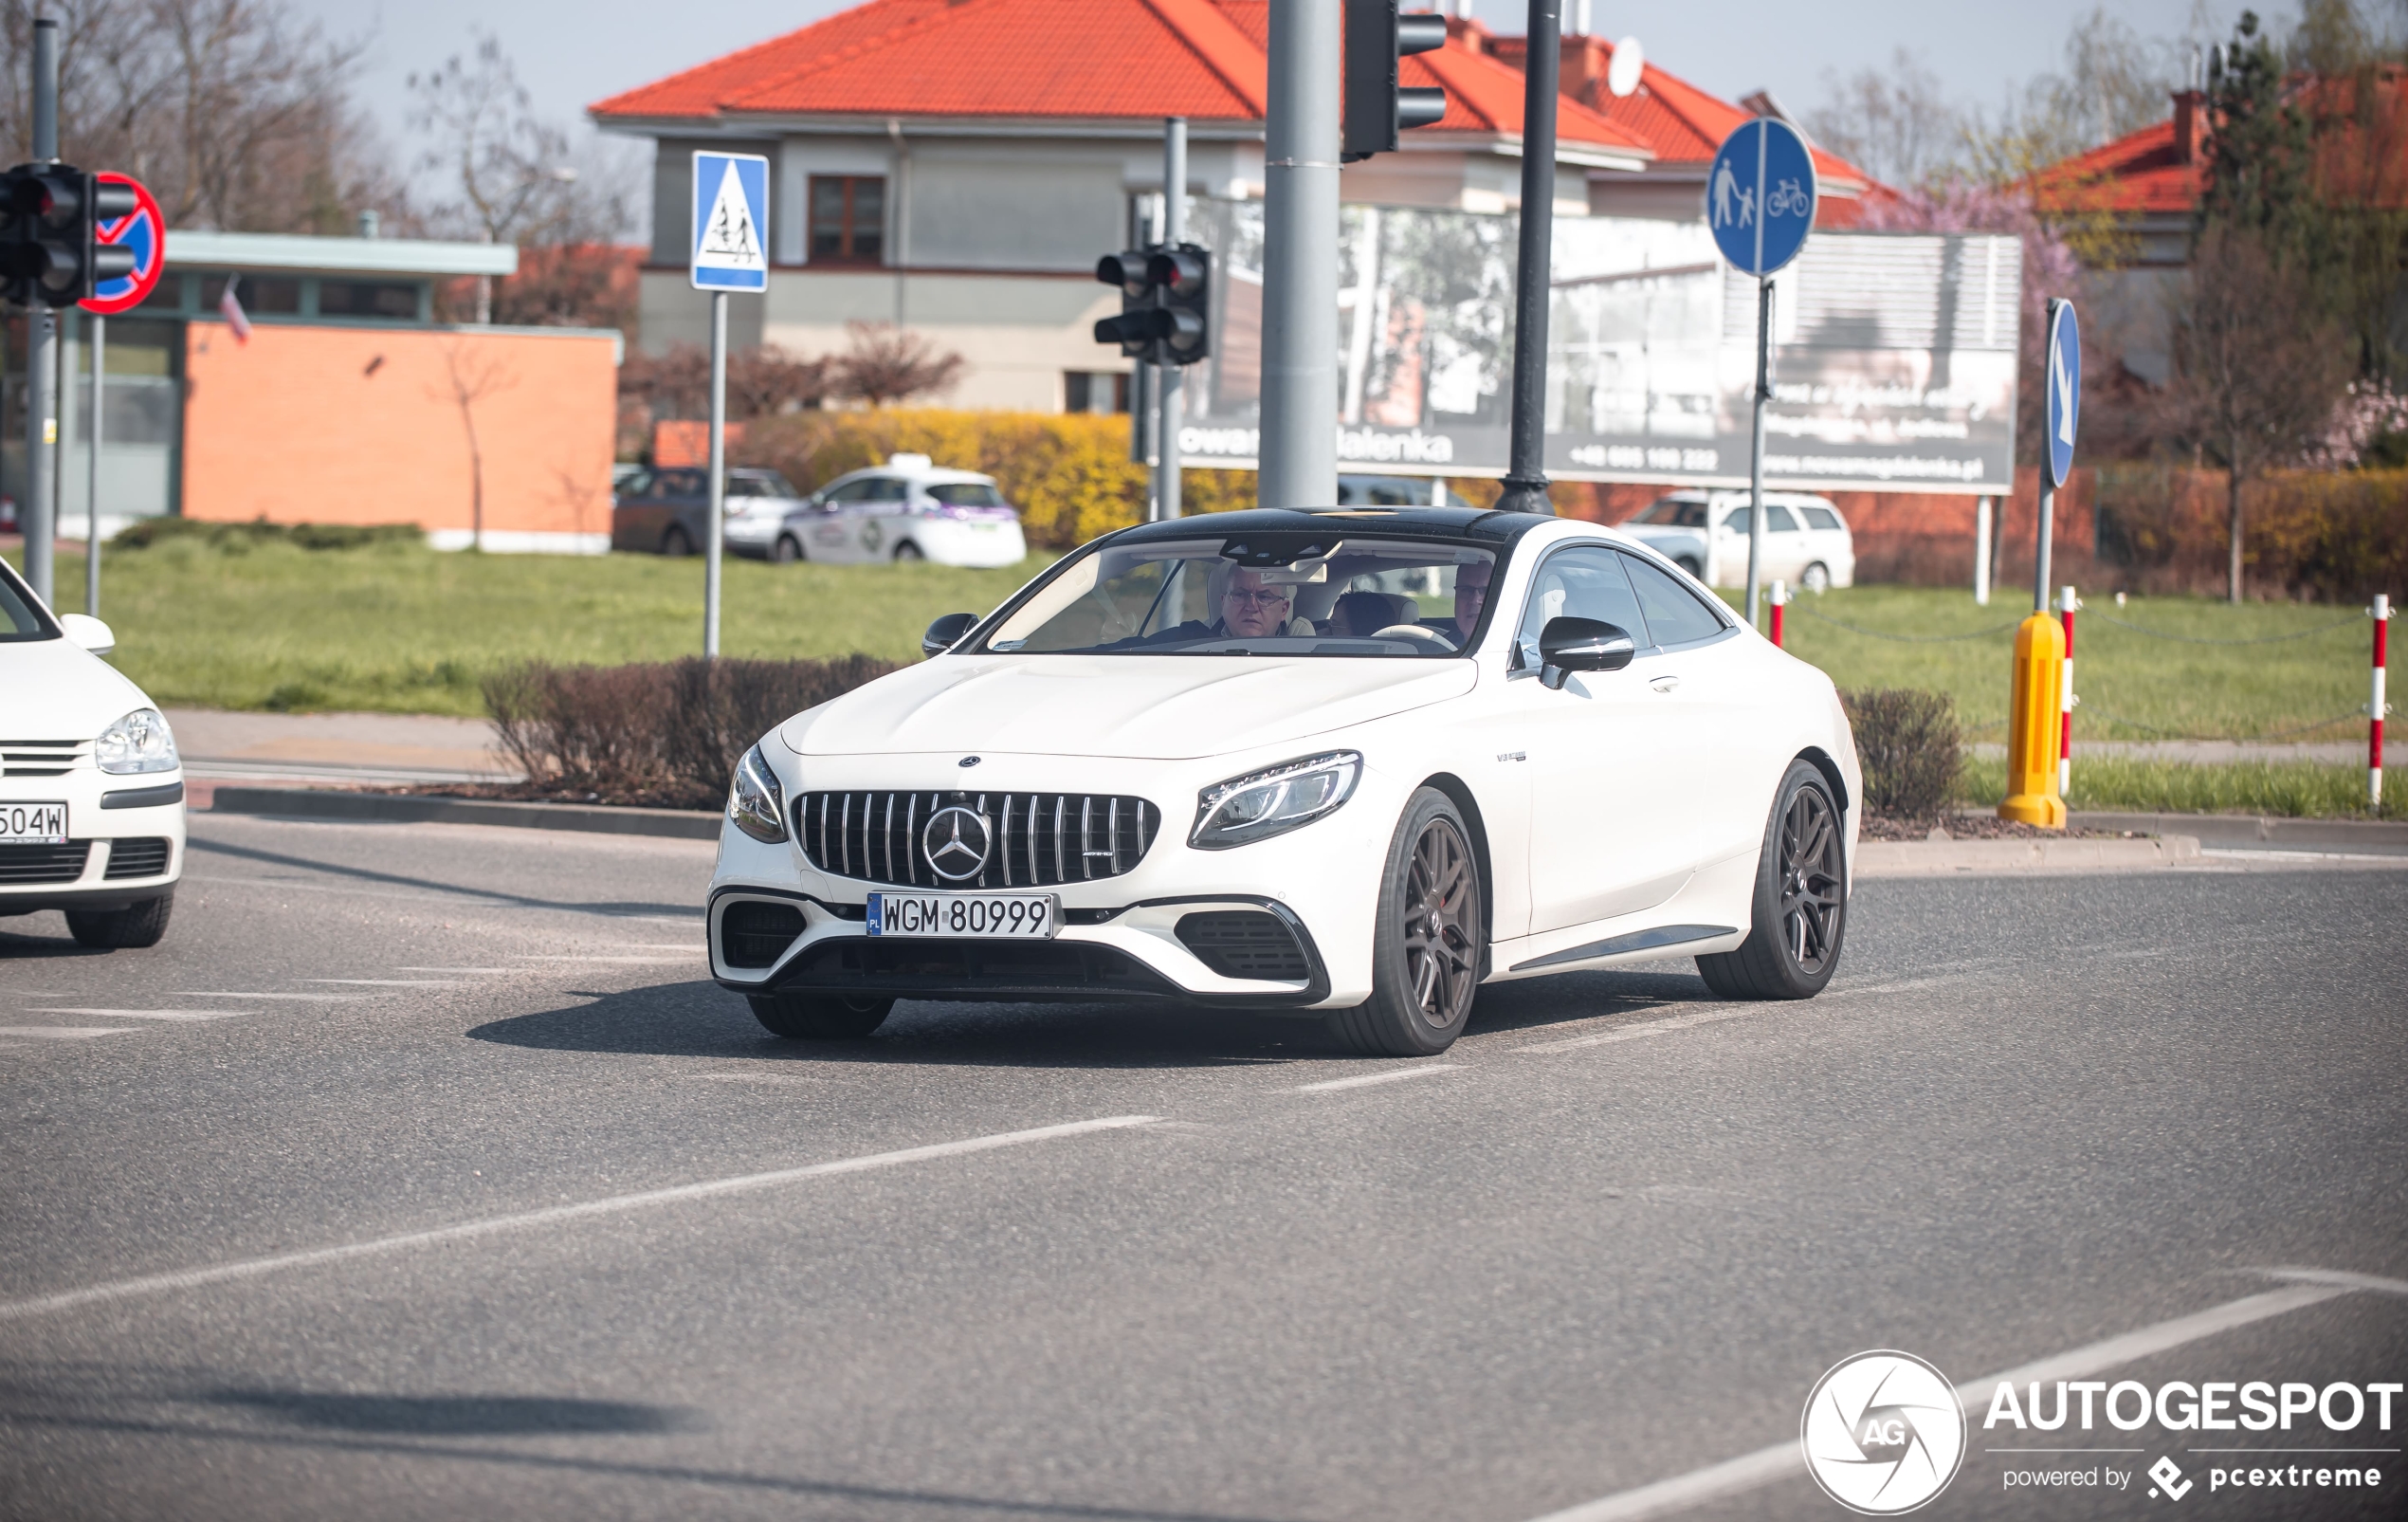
[2058,585,2078,798]
[2373,594,2392,807]
[1769,579,1788,649]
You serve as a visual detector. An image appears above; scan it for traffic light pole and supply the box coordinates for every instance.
[1155,117,1186,522]
[1496,0,1561,517]
[23,15,58,604]
[703,290,727,659]
[1258,0,1339,510]
[85,313,101,615]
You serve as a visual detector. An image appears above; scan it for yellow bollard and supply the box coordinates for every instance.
[1999,611,2068,828]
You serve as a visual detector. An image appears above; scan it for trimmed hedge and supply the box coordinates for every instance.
[112,517,424,552]
[485,654,899,808]
[1839,688,1963,819]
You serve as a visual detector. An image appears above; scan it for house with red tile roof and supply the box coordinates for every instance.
[591,0,1881,413]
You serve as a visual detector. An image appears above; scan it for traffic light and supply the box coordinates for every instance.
[1342,1,1448,162]
[1093,243,1212,365]
[0,163,137,308]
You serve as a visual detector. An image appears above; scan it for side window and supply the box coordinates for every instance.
[1765,503,1801,533]
[1799,504,1844,532]
[1619,552,1730,647]
[821,479,875,504]
[1517,546,1648,664]
[862,477,910,502]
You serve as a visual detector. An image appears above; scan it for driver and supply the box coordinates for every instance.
[1450,560,1492,641]
[1131,565,1301,645]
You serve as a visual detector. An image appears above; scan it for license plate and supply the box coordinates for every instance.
[868,891,1056,939]
[0,801,67,843]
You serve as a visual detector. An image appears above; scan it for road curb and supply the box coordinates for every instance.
[2067,811,2408,852]
[1856,835,2201,878]
[209,786,721,840]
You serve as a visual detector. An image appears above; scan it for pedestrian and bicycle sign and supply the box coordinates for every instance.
[2044,298,2080,489]
[690,152,768,293]
[1706,118,1816,278]
[80,171,162,315]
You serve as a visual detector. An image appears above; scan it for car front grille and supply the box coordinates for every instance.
[1,740,83,778]
[1175,911,1311,981]
[795,790,1161,889]
[0,841,91,884]
[104,837,172,879]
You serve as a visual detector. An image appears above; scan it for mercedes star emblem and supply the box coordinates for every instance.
[922,806,992,882]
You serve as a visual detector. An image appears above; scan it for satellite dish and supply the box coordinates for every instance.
[1607,36,1644,98]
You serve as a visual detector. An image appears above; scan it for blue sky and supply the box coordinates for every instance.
[301,0,2242,185]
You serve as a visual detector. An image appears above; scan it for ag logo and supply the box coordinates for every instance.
[1800,1350,1965,1514]
[921,806,991,881]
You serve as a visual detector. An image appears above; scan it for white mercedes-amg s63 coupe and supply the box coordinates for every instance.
[706,506,1860,1056]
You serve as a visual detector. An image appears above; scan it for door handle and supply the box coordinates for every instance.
[1650,674,1681,693]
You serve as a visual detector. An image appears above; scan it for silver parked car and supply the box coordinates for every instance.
[723,453,1029,567]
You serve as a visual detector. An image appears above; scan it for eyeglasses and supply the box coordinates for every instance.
[1224,589,1292,608]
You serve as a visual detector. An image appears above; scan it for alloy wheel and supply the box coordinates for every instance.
[1779,786,1844,973]
[1401,816,1480,1029]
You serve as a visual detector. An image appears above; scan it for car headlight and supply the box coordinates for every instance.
[96,707,178,775]
[728,743,788,844]
[1191,751,1360,850]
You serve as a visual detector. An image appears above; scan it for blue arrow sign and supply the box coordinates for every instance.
[2044,299,2080,488]
[1706,119,1816,278]
[691,152,770,293]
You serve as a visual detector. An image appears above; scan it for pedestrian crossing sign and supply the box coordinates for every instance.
[690,152,770,293]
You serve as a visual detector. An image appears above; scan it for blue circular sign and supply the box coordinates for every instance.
[1706,119,1816,277]
[2044,299,2081,488]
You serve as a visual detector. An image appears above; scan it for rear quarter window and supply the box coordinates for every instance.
[1620,552,1730,647]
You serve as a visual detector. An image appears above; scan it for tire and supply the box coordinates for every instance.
[891,541,925,563]
[65,891,173,949]
[661,525,694,558]
[1676,557,1705,579]
[747,991,893,1039]
[1800,561,1832,594]
[1696,761,1847,999]
[774,535,803,564]
[1327,787,1485,1056]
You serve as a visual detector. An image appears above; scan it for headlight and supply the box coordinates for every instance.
[96,707,178,775]
[1191,751,1361,850]
[728,743,788,844]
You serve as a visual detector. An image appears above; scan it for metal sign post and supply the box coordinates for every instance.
[2036,298,2080,613]
[689,151,770,659]
[1495,0,1562,517]
[1158,117,1187,522]
[84,315,100,614]
[1705,116,1815,628]
[1258,0,1340,510]
[22,16,57,605]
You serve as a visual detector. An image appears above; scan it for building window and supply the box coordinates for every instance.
[319,280,421,320]
[1065,371,1130,414]
[199,274,301,315]
[137,273,185,312]
[810,175,885,265]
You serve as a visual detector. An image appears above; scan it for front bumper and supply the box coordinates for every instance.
[0,771,185,912]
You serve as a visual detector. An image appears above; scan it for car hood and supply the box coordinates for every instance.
[784,654,1477,761]
[3,636,156,738]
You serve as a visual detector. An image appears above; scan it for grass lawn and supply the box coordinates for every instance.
[1961,755,2403,819]
[1742,584,2380,744]
[9,539,1054,717]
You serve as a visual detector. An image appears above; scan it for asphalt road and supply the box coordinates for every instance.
[3,814,2403,1522]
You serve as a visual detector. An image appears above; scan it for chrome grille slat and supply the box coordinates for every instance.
[795,790,1159,889]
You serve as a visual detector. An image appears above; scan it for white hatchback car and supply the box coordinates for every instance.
[1617,490,1856,593]
[0,558,183,947]
[704,507,1860,1056]
[723,454,1029,567]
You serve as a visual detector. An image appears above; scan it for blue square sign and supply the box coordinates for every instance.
[691,152,770,293]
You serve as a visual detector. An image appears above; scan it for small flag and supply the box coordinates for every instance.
[218,274,250,343]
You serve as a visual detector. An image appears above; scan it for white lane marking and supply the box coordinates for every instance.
[0,1027,132,1040]
[26,1008,250,1021]
[514,955,694,964]
[1519,1282,2352,1522]
[1823,972,1982,999]
[2255,1265,2408,1296]
[396,967,515,975]
[2203,848,2408,864]
[1517,1005,1767,1054]
[304,979,462,987]
[183,875,710,921]
[0,1114,1160,1323]
[1294,1064,1460,1093]
[168,992,371,1001]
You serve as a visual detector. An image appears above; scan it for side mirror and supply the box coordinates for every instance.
[58,613,116,655]
[921,612,978,658]
[1538,616,1634,689]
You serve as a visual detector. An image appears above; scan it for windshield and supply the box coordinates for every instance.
[0,560,58,641]
[979,535,1497,657]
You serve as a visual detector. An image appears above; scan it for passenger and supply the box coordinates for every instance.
[1448,560,1492,641]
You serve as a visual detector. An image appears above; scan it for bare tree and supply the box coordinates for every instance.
[1962,6,2195,183]
[1804,48,1964,189]
[2160,227,2352,601]
[833,322,964,408]
[433,340,518,550]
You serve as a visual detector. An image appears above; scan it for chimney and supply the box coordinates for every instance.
[356,209,381,239]
[2170,89,2203,163]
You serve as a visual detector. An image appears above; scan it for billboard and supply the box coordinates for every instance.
[1174,205,2022,497]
